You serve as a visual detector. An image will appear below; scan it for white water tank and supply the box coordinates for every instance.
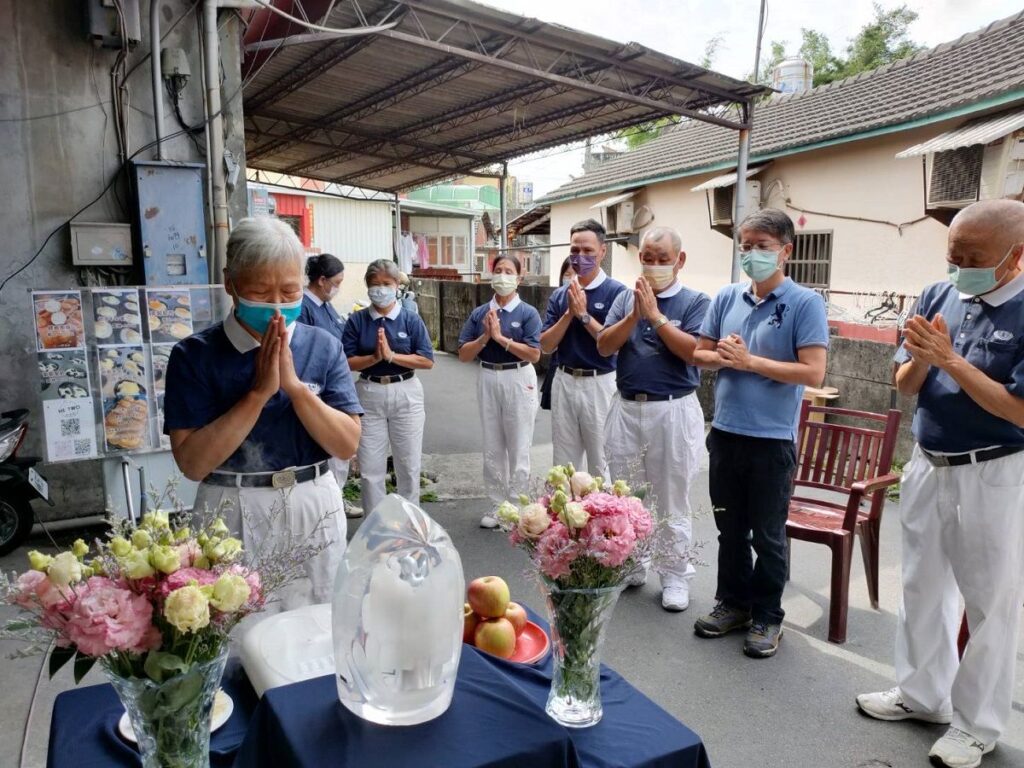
[772,57,814,94]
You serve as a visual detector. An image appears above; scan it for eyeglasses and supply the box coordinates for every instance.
[737,242,783,254]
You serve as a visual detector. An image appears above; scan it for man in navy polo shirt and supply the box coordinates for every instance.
[599,226,710,611]
[857,200,1024,768]
[164,217,363,611]
[692,209,829,658]
[541,219,627,479]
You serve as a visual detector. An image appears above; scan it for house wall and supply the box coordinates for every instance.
[309,196,393,310]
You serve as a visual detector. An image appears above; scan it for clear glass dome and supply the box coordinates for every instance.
[332,495,465,725]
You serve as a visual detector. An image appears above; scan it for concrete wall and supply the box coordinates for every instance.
[0,1,246,519]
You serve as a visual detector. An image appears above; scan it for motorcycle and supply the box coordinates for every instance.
[0,409,52,555]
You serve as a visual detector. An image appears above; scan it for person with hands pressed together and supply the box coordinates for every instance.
[164,217,363,611]
[856,200,1024,768]
[598,227,710,611]
[343,259,434,517]
[541,220,627,479]
[458,255,542,528]
[692,209,829,659]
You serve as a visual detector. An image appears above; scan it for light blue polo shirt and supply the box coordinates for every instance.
[604,281,710,396]
[542,270,626,372]
[700,278,830,441]
[458,295,541,365]
[894,273,1024,452]
[342,304,434,378]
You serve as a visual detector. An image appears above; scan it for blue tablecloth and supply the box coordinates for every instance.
[46,658,258,768]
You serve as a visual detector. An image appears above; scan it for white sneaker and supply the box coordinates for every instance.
[929,727,993,768]
[661,583,690,612]
[345,504,364,519]
[479,514,499,529]
[855,687,952,723]
[624,569,648,588]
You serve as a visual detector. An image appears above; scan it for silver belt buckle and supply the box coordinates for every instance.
[381,375,392,385]
[635,393,648,402]
[272,470,297,489]
[922,449,949,467]
[572,368,583,378]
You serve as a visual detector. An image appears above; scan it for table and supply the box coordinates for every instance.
[48,618,710,768]
[46,658,259,768]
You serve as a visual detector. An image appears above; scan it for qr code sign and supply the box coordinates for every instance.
[60,418,80,437]
[73,439,91,456]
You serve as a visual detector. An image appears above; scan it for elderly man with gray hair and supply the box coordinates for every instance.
[598,226,711,611]
[692,208,829,658]
[164,216,363,610]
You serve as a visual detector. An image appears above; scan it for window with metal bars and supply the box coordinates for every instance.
[785,231,833,289]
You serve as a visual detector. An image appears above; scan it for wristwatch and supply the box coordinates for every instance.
[578,313,592,325]
[651,315,669,330]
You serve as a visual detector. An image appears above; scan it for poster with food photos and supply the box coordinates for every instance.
[37,350,91,401]
[97,346,153,452]
[41,397,98,462]
[146,289,194,344]
[150,344,174,449]
[91,288,144,346]
[32,291,86,351]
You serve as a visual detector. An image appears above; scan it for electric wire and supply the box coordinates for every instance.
[247,0,398,36]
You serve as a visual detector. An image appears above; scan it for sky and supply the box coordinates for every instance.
[483,0,1024,197]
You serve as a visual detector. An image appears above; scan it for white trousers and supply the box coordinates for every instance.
[551,368,617,479]
[193,470,346,613]
[355,376,426,517]
[605,392,705,586]
[895,446,1024,744]
[329,457,350,490]
[478,365,538,506]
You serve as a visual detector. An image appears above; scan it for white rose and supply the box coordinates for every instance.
[518,503,552,539]
[569,471,595,498]
[560,501,590,530]
[47,552,83,588]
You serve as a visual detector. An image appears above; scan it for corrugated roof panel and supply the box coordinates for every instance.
[690,164,770,191]
[895,109,1024,157]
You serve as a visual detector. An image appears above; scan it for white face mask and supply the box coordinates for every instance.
[491,274,518,297]
[642,264,676,291]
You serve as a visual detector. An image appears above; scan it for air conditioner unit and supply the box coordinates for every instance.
[710,180,762,228]
[926,131,1024,211]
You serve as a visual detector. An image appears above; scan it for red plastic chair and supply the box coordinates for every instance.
[787,402,902,643]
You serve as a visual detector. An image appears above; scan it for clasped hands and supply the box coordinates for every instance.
[252,314,304,400]
[482,309,510,347]
[903,313,957,368]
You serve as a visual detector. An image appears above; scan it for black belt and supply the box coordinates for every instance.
[620,391,691,402]
[361,371,414,385]
[558,365,613,378]
[920,445,1023,467]
[481,360,529,371]
[204,460,330,488]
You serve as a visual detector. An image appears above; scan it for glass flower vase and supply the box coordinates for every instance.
[104,648,228,768]
[543,583,623,728]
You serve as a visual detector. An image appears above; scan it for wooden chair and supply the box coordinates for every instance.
[787,402,902,644]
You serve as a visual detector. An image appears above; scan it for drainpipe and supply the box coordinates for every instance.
[499,162,508,249]
[150,0,166,159]
[204,0,230,279]
[732,121,751,283]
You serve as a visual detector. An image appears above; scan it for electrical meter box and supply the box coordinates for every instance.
[131,161,208,286]
[70,222,133,266]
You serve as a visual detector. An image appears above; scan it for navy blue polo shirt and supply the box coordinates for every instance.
[895,274,1024,452]
[604,281,710,396]
[298,290,346,343]
[700,278,830,441]
[163,313,363,473]
[458,296,542,365]
[342,304,434,377]
[543,270,626,372]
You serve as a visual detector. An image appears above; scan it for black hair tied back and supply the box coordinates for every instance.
[307,253,345,281]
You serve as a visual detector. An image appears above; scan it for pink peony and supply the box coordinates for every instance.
[64,577,160,657]
[157,567,218,600]
[581,492,625,519]
[582,513,637,568]
[13,570,67,610]
[624,497,654,539]
[534,522,579,580]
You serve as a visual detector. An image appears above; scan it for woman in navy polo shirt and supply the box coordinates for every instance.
[458,255,542,528]
[343,259,434,517]
[164,217,363,610]
[298,253,346,340]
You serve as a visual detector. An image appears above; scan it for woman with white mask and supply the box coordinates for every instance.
[458,255,542,528]
[164,217,363,611]
[343,259,435,517]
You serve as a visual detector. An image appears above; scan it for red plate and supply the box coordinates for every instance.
[468,621,550,665]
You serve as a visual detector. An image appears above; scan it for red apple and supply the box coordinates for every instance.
[474,618,517,659]
[467,576,510,619]
[463,603,479,644]
[505,602,528,636]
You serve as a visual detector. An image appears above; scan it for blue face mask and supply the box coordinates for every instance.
[367,286,398,308]
[235,295,302,334]
[947,245,1016,296]
[740,248,781,282]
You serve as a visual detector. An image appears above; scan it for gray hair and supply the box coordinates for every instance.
[739,208,795,245]
[641,226,682,254]
[364,258,402,286]
[225,216,305,281]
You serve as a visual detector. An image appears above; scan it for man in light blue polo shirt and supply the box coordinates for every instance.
[692,209,829,659]
[857,200,1024,768]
